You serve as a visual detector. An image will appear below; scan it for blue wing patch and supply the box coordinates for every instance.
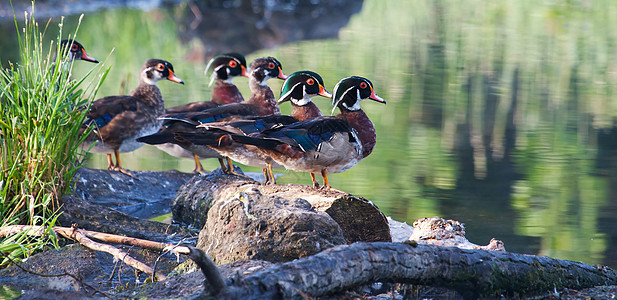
[87,113,114,128]
[197,112,232,124]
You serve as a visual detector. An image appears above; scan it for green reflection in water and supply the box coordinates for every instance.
[0,285,21,299]
[17,0,617,268]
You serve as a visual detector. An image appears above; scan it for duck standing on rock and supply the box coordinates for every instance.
[231,76,386,188]
[137,56,287,175]
[151,53,249,174]
[174,71,332,184]
[80,59,184,178]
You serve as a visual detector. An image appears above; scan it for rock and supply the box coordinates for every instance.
[59,195,195,243]
[61,167,198,242]
[0,244,182,296]
[173,172,391,244]
[388,217,414,242]
[124,259,273,299]
[172,172,392,264]
[196,181,347,264]
[258,185,392,243]
[72,167,194,219]
[170,168,245,228]
[408,216,506,251]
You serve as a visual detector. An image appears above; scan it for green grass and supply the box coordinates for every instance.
[0,8,107,266]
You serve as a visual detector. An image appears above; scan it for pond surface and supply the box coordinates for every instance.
[3,0,617,269]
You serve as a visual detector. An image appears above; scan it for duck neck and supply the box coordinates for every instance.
[211,80,244,105]
[247,78,280,116]
[130,83,165,114]
[290,102,322,121]
[338,109,376,159]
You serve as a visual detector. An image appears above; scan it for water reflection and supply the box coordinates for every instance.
[2,0,617,270]
[176,0,363,62]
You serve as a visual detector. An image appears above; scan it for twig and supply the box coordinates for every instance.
[1,252,111,298]
[0,225,192,254]
[0,225,180,281]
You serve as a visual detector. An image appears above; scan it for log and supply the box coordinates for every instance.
[214,242,617,299]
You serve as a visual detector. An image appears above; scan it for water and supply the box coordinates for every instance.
[2,0,617,269]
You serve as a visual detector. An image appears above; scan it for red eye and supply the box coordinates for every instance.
[268,62,276,69]
[360,82,368,89]
[306,78,315,85]
[229,60,237,67]
[71,44,78,51]
[157,63,165,71]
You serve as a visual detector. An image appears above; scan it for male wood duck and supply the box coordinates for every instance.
[153,53,248,174]
[81,59,184,177]
[137,56,287,174]
[58,39,99,63]
[165,53,248,114]
[175,71,332,184]
[230,76,386,188]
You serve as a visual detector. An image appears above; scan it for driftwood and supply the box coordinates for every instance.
[199,242,616,299]
[4,226,616,298]
[0,225,192,282]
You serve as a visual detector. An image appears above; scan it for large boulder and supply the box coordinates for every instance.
[172,172,392,264]
[196,181,347,264]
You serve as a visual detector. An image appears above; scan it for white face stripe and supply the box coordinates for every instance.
[291,85,312,106]
[251,67,270,86]
[332,77,370,112]
[342,89,362,111]
[142,66,157,85]
[280,81,302,101]
[332,76,353,97]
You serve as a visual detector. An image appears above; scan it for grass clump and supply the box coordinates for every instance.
[0,8,106,265]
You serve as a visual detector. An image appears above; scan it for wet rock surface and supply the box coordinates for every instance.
[72,167,195,220]
[0,243,182,296]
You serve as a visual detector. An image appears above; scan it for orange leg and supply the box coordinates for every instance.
[193,154,207,174]
[106,153,114,169]
[321,169,330,189]
[217,158,228,173]
[224,156,242,176]
[310,173,320,188]
[262,163,276,185]
[111,149,136,179]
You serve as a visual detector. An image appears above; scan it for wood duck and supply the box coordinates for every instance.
[58,39,99,63]
[230,76,386,188]
[153,53,248,174]
[175,71,332,184]
[81,59,184,177]
[164,53,248,114]
[136,56,287,174]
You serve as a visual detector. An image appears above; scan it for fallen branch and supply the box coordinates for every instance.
[214,242,617,299]
[0,225,192,281]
